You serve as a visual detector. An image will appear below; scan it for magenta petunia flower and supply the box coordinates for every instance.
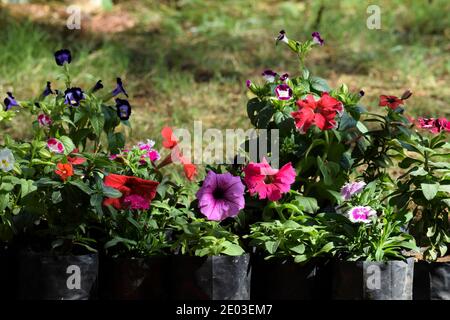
[47,138,64,154]
[418,117,450,134]
[38,114,52,127]
[243,159,296,202]
[147,149,160,161]
[341,181,366,201]
[123,194,150,210]
[275,84,292,100]
[196,171,245,221]
[137,139,156,151]
[312,31,324,46]
[347,206,376,223]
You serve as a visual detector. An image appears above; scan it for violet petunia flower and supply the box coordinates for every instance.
[347,206,376,223]
[276,30,289,44]
[246,80,252,88]
[312,32,324,46]
[274,84,292,100]
[42,81,54,97]
[115,98,132,120]
[341,181,366,201]
[196,171,245,221]
[92,80,104,93]
[54,49,72,66]
[280,73,289,82]
[64,87,85,107]
[262,69,277,83]
[3,92,19,110]
[111,77,129,98]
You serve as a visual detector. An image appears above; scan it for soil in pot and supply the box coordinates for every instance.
[251,256,332,300]
[99,255,170,300]
[332,258,414,300]
[170,254,251,300]
[413,256,450,300]
[17,249,99,300]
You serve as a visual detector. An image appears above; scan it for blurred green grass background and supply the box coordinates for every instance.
[0,0,449,145]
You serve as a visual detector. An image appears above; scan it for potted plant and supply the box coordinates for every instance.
[328,180,418,300]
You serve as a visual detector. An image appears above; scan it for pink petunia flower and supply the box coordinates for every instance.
[243,159,296,201]
[122,194,150,210]
[347,206,377,223]
[37,114,52,127]
[341,181,366,201]
[47,138,64,154]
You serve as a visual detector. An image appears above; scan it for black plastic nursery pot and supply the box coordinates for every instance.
[16,249,99,300]
[99,255,170,300]
[0,245,16,300]
[332,258,414,300]
[413,261,450,300]
[170,254,251,300]
[251,256,332,300]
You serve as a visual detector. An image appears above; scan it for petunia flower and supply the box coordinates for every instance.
[347,206,377,223]
[311,31,324,46]
[275,84,292,100]
[276,30,289,44]
[111,77,128,98]
[115,98,132,120]
[147,149,160,162]
[359,90,365,97]
[379,95,403,110]
[280,73,289,82]
[137,139,156,151]
[196,171,245,221]
[183,163,197,181]
[37,114,52,127]
[0,148,15,172]
[103,174,159,210]
[3,92,19,111]
[54,163,74,182]
[64,87,85,107]
[243,159,296,202]
[47,138,65,154]
[161,126,178,149]
[401,90,413,100]
[262,69,277,83]
[341,181,366,201]
[418,117,450,133]
[42,81,54,97]
[291,93,343,133]
[92,80,104,93]
[54,49,72,66]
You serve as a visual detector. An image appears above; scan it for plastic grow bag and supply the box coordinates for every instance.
[99,256,170,300]
[413,261,450,300]
[17,250,99,300]
[332,258,414,300]
[0,245,16,299]
[170,254,251,300]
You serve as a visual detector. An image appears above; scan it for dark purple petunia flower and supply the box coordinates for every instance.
[4,92,19,110]
[196,171,245,221]
[111,78,128,98]
[312,32,324,46]
[262,69,277,82]
[280,73,289,82]
[64,87,84,107]
[42,81,54,97]
[92,80,104,93]
[115,98,132,120]
[359,90,365,97]
[276,30,288,44]
[54,49,72,66]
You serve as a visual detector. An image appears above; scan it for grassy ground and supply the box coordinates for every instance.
[0,0,449,146]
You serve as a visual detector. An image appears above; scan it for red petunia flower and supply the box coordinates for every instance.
[291,93,343,133]
[183,162,197,181]
[103,174,159,210]
[379,95,403,110]
[161,126,178,149]
[55,163,74,181]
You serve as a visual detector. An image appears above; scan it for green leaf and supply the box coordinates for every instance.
[295,196,319,214]
[59,136,76,154]
[410,167,428,176]
[265,241,279,254]
[69,180,93,195]
[222,242,245,256]
[309,76,330,92]
[51,191,62,204]
[290,244,305,254]
[102,186,122,198]
[90,113,105,137]
[421,183,440,201]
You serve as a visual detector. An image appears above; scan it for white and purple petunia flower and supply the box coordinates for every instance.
[47,138,65,154]
[3,92,19,111]
[341,181,366,201]
[312,31,324,46]
[111,77,128,98]
[275,84,292,100]
[262,69,277,83]
[115,98,132,120]
[347,206,377,223]
[276,30,289,44]
[37,114,52,127]
[280,73,289,82]
[64,87,85,107]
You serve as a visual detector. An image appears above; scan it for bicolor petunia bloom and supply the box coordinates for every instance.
[280,73,289,82]
[115,98,132,120]
[275,84,292,100]
[312,31,324,46]
[262,69,277,83]
[111,77,129,98]
[0,148,15,172]
[42,81,54,97]
[341,181,366,201]
[243,159,296,202]
[347,206,377,223]
[196,171,245,221]
[54,49,72,66]
[276,30,289,44]
[64,87,85,107]
[47,138,65,154]
[379,95,403,110]
[4,92,19,110]
[291,93,343,133]
[37,114,52,127]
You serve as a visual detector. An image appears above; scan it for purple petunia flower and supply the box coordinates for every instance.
[42,82,54,97]
[54,49,72,66]
[341,181,366,201]
[347,206,376,223]
[312,32,324,46]
[246,80,252,88]
[359,90,365,97]
[92,80,104,93]
[64,87,85,107]
[274,84,292,100]
[112,77,128,98]
[196,171,245,221]
[3,92,19,110]
[115,98,132,120]
[280,73,289,82]
[276,30,288,44]
[262,69,277,83]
